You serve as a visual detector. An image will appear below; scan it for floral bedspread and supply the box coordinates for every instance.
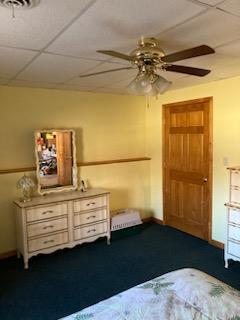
[60,268,240,320]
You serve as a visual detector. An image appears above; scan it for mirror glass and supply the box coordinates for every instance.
[35,129,77,194]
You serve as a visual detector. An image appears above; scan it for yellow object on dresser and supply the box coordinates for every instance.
[14,189,110,269]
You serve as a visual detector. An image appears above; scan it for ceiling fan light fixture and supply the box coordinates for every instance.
[127,73,172,96]
[153,75,172,94]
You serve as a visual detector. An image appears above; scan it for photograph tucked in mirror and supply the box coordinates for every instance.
[35,129,77,194]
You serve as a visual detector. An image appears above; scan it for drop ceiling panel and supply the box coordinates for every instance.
[53,84,97,92]
[0,47,37,78]
[217,39,240,56]
[218,0,240,17]
[69,62,137,86]
[0,78,8,85]
[196,0,225,5]
[0,0,93,50]
[9,79,57,89]
[47,0,205,59]
[95,87,129,95]
[170,74,216,90]
[16,53,103,83]
[159,9,240,50]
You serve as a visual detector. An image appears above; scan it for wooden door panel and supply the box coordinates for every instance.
[163,97,212,241]
[185,183,204,225]
[169,134,185,170]
[170,112,187,127]
[169,180,184,219]
[188,110,204,126]
[187,134,204,173]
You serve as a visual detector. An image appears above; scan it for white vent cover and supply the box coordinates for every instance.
[0,0,40,9]
[111,209,142,231]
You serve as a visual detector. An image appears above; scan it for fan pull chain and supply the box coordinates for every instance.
[11,1,16,18]
[146,96,150,109]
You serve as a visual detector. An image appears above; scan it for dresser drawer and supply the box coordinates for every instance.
[26,203,67,222]
[28,232,68,253]
[27,217,68,238]
[231,170,240,187]
[229,207,240,225]
[229,224,240,242]
[231,186,240,204]
[228,240,240,257]
[74,222,108,241]
[73,196,107,212]
[74,208,107,227]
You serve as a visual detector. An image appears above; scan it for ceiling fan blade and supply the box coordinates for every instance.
[165,64,210,77]
[162,45,215,63]
[97,50,134,61]
[79,67,134,78]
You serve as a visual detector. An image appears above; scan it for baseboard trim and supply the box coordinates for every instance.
[142,216,164,225]
[0,223,224,260]
[209,239,224,250]
[142,217,153,223]
[0,250,17,260]
[152,217,163,225]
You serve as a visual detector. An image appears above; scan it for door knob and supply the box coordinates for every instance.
[203,178,208,182]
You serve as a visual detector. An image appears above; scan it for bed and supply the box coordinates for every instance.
[60,268,240,320]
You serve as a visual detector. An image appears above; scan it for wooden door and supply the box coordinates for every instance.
[163,97,212,241]
[56,132,73,186]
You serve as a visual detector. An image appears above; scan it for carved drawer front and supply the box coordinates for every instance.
[28,232,68,253]
[74,208,107,227]
[229,208,240,225]
[231,170,240,187]
[228,240,240,257]
[74,222,108,241]
[73,196,107,212]
[26,203,68,222]
[27,217,68,238]
[231,186,240,204]
[229,225,240,242]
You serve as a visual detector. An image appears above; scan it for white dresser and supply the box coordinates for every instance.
[225,166,240,268]
[14,189,110,269]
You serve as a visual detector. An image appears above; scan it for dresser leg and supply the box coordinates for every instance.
[24,258,29,270]
[224,259,228,269]
[17,251,21,259]
[107,237,111,245]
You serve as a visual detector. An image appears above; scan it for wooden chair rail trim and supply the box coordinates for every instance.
[0,157,151,175]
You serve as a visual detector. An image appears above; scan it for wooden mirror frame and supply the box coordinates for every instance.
[34,129,78,195]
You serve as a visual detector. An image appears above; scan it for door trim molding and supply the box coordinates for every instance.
[162,97,213,242]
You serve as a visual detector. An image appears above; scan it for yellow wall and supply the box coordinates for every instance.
[0,86,151,253]
[2,75,240,253]
[147,76,240,243]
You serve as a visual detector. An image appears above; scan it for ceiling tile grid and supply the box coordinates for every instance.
[47,0,205,59]
[0,0,240,94]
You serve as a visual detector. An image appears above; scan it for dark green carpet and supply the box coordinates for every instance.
[1,223,240,320]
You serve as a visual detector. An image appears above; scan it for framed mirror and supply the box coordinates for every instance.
[35,129,78,195]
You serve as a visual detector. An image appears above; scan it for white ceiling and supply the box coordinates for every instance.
[1,0,240,94]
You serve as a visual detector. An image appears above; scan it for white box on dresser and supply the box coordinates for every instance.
[225,166,240,268]
[14,188,110,269]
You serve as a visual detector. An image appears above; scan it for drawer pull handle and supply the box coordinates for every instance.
[86,215,96,220]
[43,239,54,244]
[42,210,54,215]
[43,225,54,230]
[87,229,96,233]
[86,202,96,206]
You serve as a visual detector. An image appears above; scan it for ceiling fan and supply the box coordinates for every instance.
[79,37,215,96]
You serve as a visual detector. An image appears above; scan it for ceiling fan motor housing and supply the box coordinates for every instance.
[0,0,39,9]
[131,37,166,68]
